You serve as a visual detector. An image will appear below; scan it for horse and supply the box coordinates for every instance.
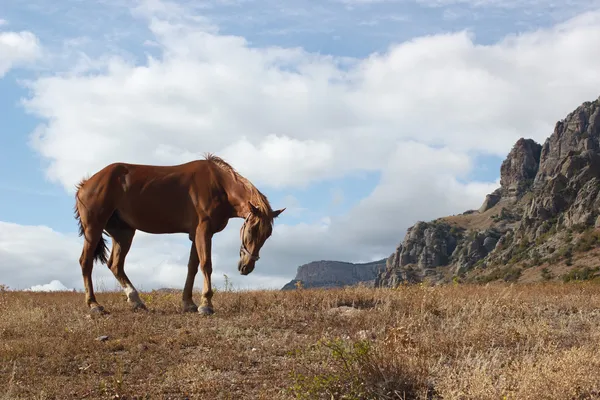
[73,154,285,315]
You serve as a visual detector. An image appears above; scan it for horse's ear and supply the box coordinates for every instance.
[272,208,285,218]
[248,202,260,215]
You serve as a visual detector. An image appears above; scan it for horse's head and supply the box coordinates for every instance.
[238,202,285,275]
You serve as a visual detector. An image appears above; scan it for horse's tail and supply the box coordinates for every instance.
[74,178,109,265]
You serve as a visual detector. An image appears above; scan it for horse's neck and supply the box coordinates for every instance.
[223,177,252,219]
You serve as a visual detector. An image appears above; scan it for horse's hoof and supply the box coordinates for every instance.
[90,306,109,315]
[198,306,214,316]
[183,303,199,313]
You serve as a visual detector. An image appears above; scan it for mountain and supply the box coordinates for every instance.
[376,95,600,286]
[281,259,386,290]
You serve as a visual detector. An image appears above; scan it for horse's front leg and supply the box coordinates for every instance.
[194,223,214,316]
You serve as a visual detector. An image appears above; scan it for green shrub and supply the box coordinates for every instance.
[478,266,522,283]
[503,267,523,282]
[536,225,557,245]
[556,245,573,260]
[572,223,589,234]
[562,266,600,283]
[541,267,553,281]
[288,338,431,400]
[573,228,600,253]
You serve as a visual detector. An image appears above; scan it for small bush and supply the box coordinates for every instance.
[556,245,573,260]
[565,254,574,267]
[288,337,432,400]
[531,251,543,266]
[535,224,557,245]
[573,228,600,253]
[478,266,522,283]
[572,223,589,234]
[503,267,523,282]
[541,267,553,281]
[562,266,600,283]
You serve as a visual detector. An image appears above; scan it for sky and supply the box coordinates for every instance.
[1,0,600,293]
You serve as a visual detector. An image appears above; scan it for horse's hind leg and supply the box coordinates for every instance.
[79,225,108,314]
[182,241,199,313]
[106,225,147,311]
[75,164,128,314]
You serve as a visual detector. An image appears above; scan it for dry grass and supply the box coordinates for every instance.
[440,202,504,231]
[2,283,600,399]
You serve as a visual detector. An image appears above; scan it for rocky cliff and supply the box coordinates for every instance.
[281,259,386,290]
[377,96,600,286]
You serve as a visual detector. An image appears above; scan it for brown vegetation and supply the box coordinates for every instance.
[2,283,600,399]
[440,202,504,231]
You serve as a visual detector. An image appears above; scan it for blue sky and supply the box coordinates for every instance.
[2,0,600,292]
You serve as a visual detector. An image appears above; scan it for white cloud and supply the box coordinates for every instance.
[322,142,499,250]
[0,222,81,289]
[5,3,600,290]
[28,280,71,292]
[0,27,41,77]
[219,135,336,188]
[22,8,600,195]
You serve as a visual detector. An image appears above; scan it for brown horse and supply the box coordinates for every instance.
[73,154,284,315]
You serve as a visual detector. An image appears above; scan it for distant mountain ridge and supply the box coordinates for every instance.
[281,259,386,290]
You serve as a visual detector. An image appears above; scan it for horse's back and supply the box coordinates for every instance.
[85,160,210,188]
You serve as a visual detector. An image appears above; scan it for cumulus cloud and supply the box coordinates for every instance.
[28,280,72,292]
[23,8,600,194]
[0,222,81,289]
[4,3,600,290]
[0,27,41,77]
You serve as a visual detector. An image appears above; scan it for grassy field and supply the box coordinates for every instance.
[2,283,600,399]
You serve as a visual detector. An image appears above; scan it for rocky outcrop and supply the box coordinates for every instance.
[281,259,386,290]
[479,188,502,213]
[375,222,505,286]
[500,138,542,200]
[377,222,461,281]
[535,100,600,187]
[524,99,600,233]
[478,139,542,213]
[377,95,600,286]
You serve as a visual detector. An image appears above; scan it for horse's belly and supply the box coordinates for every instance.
[117,201,193,235]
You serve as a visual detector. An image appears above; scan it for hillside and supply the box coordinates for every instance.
[377,95,600,287]
[281,259,385,290]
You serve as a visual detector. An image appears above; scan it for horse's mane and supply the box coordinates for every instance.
[204,153,274,219]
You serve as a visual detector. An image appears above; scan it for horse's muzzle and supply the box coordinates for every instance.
[238,261,255,276]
